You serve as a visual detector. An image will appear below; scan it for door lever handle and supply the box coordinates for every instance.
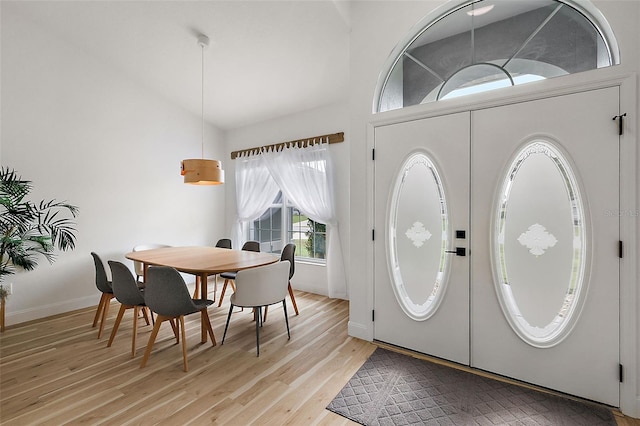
[445,247,466,256]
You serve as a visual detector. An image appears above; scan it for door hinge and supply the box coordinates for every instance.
[619,240,623,258]
[613,113,627,136]
[372,229,375,240]
[372,148,375,160]
[619,364,624,382]
[372,309,375,322]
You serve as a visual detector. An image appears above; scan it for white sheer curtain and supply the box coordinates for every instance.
[261,141,346,299]
[232,151,280,250]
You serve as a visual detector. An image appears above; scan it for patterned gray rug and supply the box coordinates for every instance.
[327,348,616,425]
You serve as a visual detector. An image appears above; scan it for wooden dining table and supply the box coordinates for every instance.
[125,246,279,342]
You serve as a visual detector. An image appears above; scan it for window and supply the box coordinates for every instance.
[249,191,327,262]
[375,0,619,112]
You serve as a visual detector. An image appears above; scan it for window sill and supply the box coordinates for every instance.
[296,258,326,267]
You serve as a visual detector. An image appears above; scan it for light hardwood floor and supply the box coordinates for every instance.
[1,290,638,425]
[1,291,373,425]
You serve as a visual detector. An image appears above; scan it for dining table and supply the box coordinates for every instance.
[125,246,279,342]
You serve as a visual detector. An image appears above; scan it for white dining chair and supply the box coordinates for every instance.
[221,260,291,356]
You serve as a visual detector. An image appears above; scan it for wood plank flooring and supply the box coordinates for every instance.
[1,291,373,425]
[1,289,638,425]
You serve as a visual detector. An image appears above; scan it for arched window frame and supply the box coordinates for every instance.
[373,0,620,113]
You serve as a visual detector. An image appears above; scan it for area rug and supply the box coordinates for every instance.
[327,348,616,425]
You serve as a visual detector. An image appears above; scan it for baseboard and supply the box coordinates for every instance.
[348,320,372,341]
[5,294,98,326]
[294,283,328,297]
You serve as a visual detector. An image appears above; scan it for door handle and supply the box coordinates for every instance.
[445,247,466,256]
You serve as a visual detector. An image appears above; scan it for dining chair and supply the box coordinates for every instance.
[106,261,152,357]
[204,238,233,300]
[141,266,216,372]
[132,243,171,287]
[215,238,232,249]
[263,243,298,322]
[91,252,114,339]
[221,260,291,356]
[217,240,260,307]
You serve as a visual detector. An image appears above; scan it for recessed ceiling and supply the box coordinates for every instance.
[3,0,351,130]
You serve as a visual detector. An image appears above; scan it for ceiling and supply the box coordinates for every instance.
[4,0,351,130]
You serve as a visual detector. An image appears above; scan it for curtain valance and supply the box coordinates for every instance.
[230,132,344,160]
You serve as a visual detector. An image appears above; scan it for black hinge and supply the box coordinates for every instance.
[372,229,375,240]
[619,240,623,258]
[372,309,375,322]
[372,148,375,160]
[613,113,627,136]
[619,364,624,382]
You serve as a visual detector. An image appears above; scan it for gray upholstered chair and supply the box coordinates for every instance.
[217,240,260,307]
[140,266,216,372]
[221,260,291,356]
[106,261,151,357]
[263,243,298,322]
[192,238,233,299]
[215,238,232,249]
[207,238,233,300]
[132,243,171,286]
[91,252,114,339]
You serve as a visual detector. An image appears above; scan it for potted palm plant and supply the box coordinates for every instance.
[0,167,79,331]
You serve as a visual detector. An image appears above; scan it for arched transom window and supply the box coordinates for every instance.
[375,0,619,113]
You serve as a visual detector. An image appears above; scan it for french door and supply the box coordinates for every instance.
[374,112,470,365]
[373,87,620,406]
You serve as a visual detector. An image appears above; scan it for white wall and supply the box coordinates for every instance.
[346,0,639,417]
[224,102,350,297]
[347,0,443,342]
[1,8,226,324]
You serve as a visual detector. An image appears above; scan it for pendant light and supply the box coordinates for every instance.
[181,34,225,185]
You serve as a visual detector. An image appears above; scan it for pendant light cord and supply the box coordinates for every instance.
[201,42,205,159]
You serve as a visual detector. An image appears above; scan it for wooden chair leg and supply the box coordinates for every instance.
[263,306,269,323]
[141,315,165,368]
[107,304,127,347]
[217,279,231,307]
[98,294,114,339]
[132,306,139,358]
[169,319,179,343]
[92,293,107,327]
[141,307,151,326]
[201,309,216,346]
[179,316,188,372]
[288,283,299,315]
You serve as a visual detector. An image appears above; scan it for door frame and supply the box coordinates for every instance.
[365,69,637,416]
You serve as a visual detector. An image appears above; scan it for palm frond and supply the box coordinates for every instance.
[0,167,79,281]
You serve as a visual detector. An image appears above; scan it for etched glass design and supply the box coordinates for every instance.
[388,152,449,321]
[494,140,586,347]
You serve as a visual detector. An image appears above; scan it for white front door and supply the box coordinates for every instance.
[374,112,470,365]
[373,87,620,406]
[471,87,620,406]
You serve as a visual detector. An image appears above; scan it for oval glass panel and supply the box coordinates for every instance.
[388,151,450,321]
[494,140,586,347]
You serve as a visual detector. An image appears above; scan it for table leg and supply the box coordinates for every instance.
[200,272,208,343]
